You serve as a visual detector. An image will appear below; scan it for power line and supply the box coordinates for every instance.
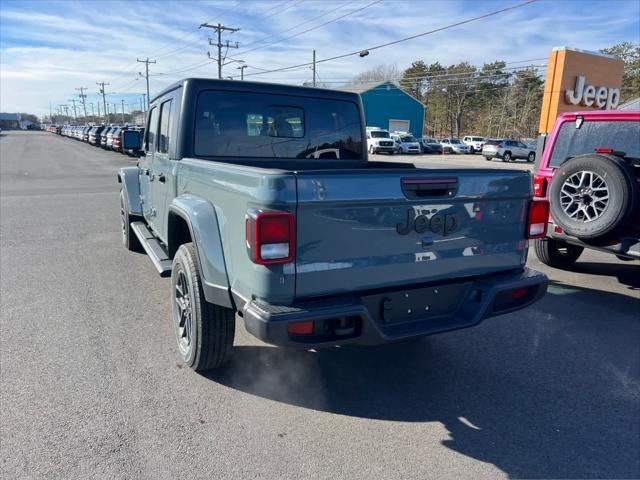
[237,1,349,51]
[244,0,539,77]
[235,0,382,58]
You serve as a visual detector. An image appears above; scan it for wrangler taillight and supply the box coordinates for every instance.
[533,175,547,198]
[246,211,295,265]
[526,200,549,239]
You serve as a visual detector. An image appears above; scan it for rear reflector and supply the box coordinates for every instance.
[526,201,549,239]
[511,287,529,300]
[246,211,295,265]
[287,321,314,335]
[533,175,547,198]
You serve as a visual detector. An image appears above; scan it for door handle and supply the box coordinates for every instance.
[158,174,166,183]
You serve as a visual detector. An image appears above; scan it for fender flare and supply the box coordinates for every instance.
[117,167,142,216]
[168,195,234,309]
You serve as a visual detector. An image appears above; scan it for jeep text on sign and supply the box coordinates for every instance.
[539,47,624,134]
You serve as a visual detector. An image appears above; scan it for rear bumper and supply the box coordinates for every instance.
[242,267,547,348]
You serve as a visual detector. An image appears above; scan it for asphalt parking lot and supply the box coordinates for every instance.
[1,130,638,479]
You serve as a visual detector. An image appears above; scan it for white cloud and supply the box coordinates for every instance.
[1,0,638,117]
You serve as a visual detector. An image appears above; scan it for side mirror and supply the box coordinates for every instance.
[123,130,142,151]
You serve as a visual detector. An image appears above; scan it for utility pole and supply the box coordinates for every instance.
[200,22,239,79]
[137,57,156,109]
[142,94,146,113]
[89,102,95,122]
[69,98,78,120]
[312,49,316,87]
[97,81,109,124]
[237,64,247,80]
[75,87,88,121]
[121,99,126,124]
[139,96,144,113]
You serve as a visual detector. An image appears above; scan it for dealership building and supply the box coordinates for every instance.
[341,81,425,138]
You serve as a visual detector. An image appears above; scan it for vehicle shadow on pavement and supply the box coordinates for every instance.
[567,261,640,289]
[206,281,639,479]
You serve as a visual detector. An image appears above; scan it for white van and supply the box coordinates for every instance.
[391,132,421,154]
[366,127,396,155]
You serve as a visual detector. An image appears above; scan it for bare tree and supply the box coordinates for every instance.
[347,64,401,85]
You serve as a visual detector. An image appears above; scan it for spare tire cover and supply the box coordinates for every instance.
[549,154,638,239]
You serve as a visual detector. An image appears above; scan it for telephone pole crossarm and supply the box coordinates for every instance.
[200,22,240,79]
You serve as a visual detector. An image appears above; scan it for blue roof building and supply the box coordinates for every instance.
[341,82,425,138]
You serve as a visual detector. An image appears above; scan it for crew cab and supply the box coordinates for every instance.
[118,78,548,372]
[533,110,640,267]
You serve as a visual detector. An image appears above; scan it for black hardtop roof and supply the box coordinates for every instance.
[150,78,360,104]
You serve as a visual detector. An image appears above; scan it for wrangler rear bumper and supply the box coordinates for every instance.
[242,267,547,348]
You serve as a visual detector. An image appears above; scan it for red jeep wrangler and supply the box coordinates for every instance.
[533,110,640,267]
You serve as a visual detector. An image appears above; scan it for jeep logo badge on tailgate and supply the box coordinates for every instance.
[396,209,459,236]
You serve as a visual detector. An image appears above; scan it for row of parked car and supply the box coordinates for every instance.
[366,128,537,163]
[45,124,145,155]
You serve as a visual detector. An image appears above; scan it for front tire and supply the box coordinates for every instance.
[172,243,235,372]
[534,238,583,269]
[368,145,375,155]
[502,152,512,162]
[120,190,142,252]
[527,152,536,163]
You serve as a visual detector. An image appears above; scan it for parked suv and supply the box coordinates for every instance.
[533,110,639,267]
[440,138,470,154]
[420,137,443,154]
[483,139,535,163]
[463,135,486,153]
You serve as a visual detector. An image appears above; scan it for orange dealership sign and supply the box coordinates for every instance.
[538,47,624,133]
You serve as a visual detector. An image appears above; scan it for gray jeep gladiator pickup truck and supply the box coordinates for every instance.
[118,78,548,371]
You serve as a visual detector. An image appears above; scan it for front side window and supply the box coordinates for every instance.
[145,107,159,152]
[194,90,362,160]
[158,100,173,154]
[550,120,640,167]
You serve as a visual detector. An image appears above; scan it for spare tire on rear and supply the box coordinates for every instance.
[549,154,638,240]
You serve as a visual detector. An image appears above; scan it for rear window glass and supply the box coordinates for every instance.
[473,137,484,141]
[550,120,640,167]
[485,139,501,145]
[194,90,363,159]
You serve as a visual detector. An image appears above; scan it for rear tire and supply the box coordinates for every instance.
[172,243,235,372]
[534,238,583,268]
[484,156,492,161]
[527,152,535,163]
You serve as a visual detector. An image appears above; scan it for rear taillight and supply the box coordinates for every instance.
[526,200,549,239]
[246,211,295,265]
[533,175,547,198]
[595,148,613,153]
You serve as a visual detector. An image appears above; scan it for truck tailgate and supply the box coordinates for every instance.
[294,169,531,299]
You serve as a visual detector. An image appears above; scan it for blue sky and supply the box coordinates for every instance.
[1,0,639,117]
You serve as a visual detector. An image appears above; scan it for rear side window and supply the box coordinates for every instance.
[194,90,362,159]
[550,120,640,167]
[145,106,159,151]
[158,100,173,154]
